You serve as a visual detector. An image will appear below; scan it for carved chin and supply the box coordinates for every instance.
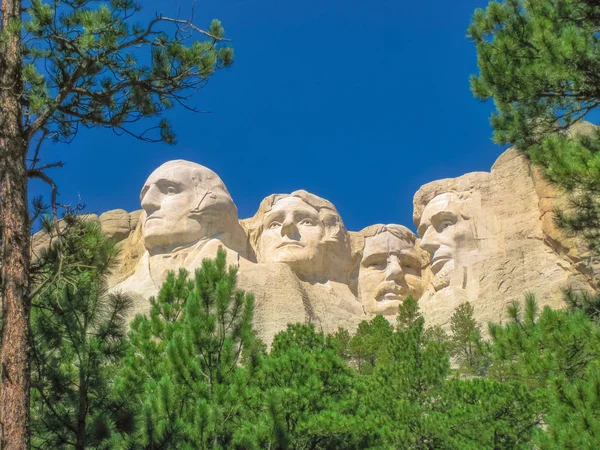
[432,260,454,291]
[143,229,202,251]
[373,298,401,316]
[263,246,322,266]
[143,231,166,250]
[271,247,309,262]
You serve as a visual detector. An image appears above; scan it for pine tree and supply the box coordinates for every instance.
[487,294,600,447]
[397,294,449,346]
[329,328,352,360]
[468,0,600,255]
[439,378,540,449]
[396,295,421,331]
[0,2,233,444]
[117,248,259,449]
[349,315,394,374]
[362,317,451,448]
[538,367,600,448]
[360,311,539,448]
[242,324,369,449]
[564,287,600,323]
[448,302,489,376]
[30,217,133,449]
[488,294,599,385]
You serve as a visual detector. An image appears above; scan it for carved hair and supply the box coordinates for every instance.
[354,224,427,270]
[412,173,490,227]
[360,223,417,244]
[159,161,234,215]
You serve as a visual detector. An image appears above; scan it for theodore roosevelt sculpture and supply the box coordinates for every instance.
[357,224,425,316]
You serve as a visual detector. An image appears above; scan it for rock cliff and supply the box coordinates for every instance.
[33,147,598,344]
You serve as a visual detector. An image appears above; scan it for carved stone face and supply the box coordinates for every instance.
[258,196,326,276]
[140,161,236,253]
[417,192,462,276]
[358,231,423,315]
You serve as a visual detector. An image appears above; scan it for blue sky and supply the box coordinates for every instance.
[31,0,506,232]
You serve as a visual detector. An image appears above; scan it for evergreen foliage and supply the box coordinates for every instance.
[439,378,539,449]
[247,324,368,449]
[564,287,600,322]
[19,0,233,146]
[448,302,489,376]
[538,366,600,448]
[487,294,600,447]
[111,255,553,449]
[1,1,234,444]
[117,247,258,449]
[30,217,133,449]
[469,0,600,255]
[27,246,600,449]
[396,295,421,331]
[361,317,450,448]
[348,315,393,374]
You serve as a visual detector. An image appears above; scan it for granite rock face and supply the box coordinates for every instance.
[413,149,594,329]
[31,210,140,257]
[33,146,597,344]
[99,209,131,242]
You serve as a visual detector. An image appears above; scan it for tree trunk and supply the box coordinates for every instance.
[0,0,31,448]
[75,369,88,450]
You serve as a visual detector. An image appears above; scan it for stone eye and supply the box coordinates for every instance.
[299,218,315,226]
[268,221,281,230]
[405,263,421,274]
[367,260,386,270]
[167,186,177,195]
[441,220,454,230]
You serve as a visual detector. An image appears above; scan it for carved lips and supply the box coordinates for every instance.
[429,253,452,274]
[276,241,304,249]
[374,281,407,302]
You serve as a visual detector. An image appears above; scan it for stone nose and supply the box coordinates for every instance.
[141,185,161,215]
[280,218,300,239]
[385,256,405,282]
[420,226,440,257]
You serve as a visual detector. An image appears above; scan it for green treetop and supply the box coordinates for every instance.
[117,248,258,449]
[469,0,600,255]
[30,217,134,449]
[245,324,368,449]
[448,302,490,376]
[487,294,600,447]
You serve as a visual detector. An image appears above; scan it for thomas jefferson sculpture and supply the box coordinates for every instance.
[247,190,352,283]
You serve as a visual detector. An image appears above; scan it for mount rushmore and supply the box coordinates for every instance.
[34,146,597,345]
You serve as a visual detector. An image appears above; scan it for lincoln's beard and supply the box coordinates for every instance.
[431,259,454,291]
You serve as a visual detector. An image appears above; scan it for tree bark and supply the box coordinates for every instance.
[0,0,31,448]
[75,369,88,450]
